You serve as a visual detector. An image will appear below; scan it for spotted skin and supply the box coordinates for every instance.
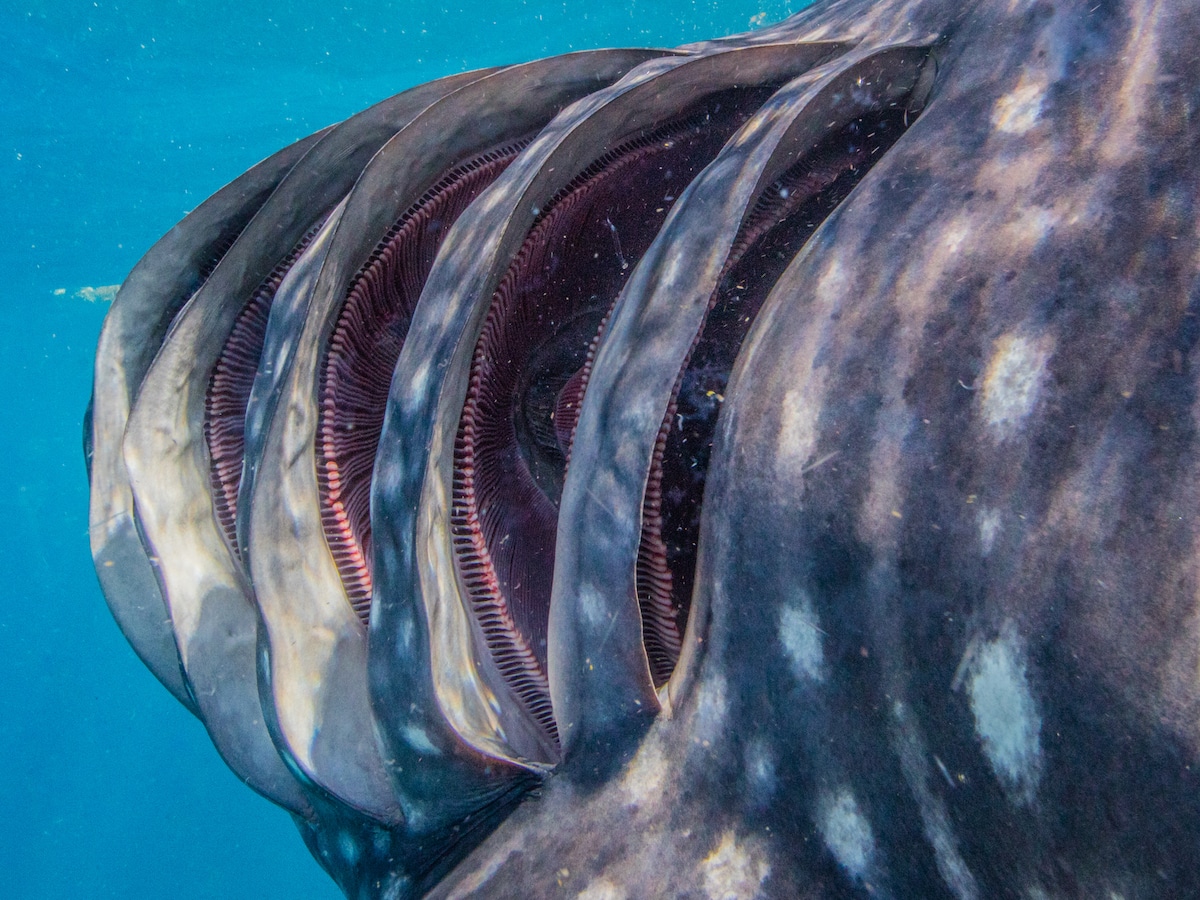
[435,0,1200,896]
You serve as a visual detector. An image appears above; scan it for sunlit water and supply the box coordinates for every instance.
[1,1,809,896]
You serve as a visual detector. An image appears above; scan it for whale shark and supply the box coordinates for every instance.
[88,0,1200,895]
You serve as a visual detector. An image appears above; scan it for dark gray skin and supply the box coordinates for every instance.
[88,0,1200,896]
[88,126,326,715]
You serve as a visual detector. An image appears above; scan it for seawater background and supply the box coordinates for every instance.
[2,1,808,896]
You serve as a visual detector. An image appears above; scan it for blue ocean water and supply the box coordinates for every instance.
[1,1,808,897]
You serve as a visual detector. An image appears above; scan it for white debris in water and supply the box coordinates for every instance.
[59,284,119,302]
[779,590,826,683]
[980,332,1053,440]
[967,623,1042,804]
[700,831,770,900]
[817,788,876,883]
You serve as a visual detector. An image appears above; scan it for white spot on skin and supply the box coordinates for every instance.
[776,384,823,475]
[389,616,414,650]
[980,332,1053,440]
[816,256,849,308]
[577,879,626,900]
[578,582,608,630]
[1006,206,1057,247]
[380,874,412,900]
[337,830,360,866]
[401,723,441,756]
[743,739,777,809]
[779,591,826,683]
[941,218,970,257]
[701,831,770,900]
[967,623,1042,804]
[693,673,729,748]
[992,75,1045,134]
[817,789,876,883]
[977,507,1002,556]
[408,358,433,402]
[621,735,670,809]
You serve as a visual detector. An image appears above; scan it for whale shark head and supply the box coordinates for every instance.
[88,0,1200,896]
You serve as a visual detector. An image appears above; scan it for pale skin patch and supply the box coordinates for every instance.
[1097,0,1162,165]
[940,215,971,258]
[1001,205,1057,249]
[401,723,441,757]
[336,829,361,866]
[815,254,849,309]
[692,673,730,748]
[979,332,1054,440]
[967,623,1042,805]
[743,739,777,808]
[772,269,831,482]
[977,507,1002,556]
[991,72,1046,135]
[576,878,626,900]
[776,380,824,479]
[817,788,876,883]
[700,831,770,900]
[858,404,910,544]
[779,591,826,683]
[620,733,672,810]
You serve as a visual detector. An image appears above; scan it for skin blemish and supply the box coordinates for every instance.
[980,332,1053,440]
[991,75,1046,135]
[620,735,671,809]
[700,831,770,900]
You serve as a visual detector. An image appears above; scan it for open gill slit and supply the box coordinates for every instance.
[198,230,242,287]
[451,87,778,747]
[636,106,915,688]
[205,214,330,560]
[317,140,532,624]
